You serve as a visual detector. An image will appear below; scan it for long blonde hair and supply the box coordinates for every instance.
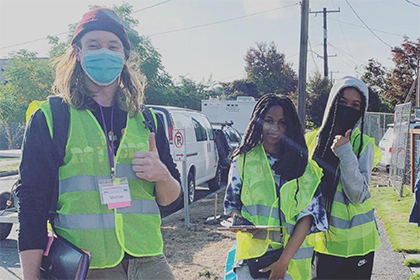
[52,46,146,117]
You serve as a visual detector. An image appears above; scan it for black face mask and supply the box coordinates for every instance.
[335,105,362,135]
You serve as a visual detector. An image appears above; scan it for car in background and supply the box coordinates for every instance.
[149,105,220,204]
[378,121,420,173]
[212,122,242,182]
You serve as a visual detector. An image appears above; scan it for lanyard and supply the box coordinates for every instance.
[97,103,115,179]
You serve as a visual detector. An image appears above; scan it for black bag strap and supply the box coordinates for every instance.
[47,96,70,227]
[140,104,156,133]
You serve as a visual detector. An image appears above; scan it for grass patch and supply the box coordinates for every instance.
[405,259,420,267]
[412,273,420,280]
[0,162,19,172]
[0,157,16,162]
[370,186,420,253]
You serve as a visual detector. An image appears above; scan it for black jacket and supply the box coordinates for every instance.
[17,106,181,252]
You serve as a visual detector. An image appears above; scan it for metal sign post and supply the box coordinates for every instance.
[173,129,190,228]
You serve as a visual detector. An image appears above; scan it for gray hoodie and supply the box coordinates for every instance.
[321,76,374,203]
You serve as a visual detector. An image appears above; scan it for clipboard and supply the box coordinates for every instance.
[217,225,282,232]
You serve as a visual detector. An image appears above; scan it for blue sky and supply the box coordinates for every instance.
[0,0,419,84]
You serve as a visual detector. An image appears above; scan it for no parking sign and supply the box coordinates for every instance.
[173,129,186,162]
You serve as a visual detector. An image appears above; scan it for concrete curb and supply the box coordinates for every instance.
[0,170,18,178]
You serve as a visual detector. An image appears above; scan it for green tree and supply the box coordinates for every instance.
[0,50,54,148]
[360,58,393,112]
[169,77,220,110]
[387,37,420,105]
[245,41,297,96]
[305,72,331,127]
[219,79,258,99]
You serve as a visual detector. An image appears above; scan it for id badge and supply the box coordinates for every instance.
[98,178,131,209]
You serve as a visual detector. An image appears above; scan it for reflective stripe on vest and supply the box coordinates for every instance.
[241,204,296,235]
[334,189,371,205]
[235,144,322,280]
[306,128,381,257]
[31,102,164,269]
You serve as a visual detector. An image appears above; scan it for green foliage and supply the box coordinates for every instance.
[305,72,331,127]
[0,50,54,148]
[405,258,420,267]
[198,269,212,278]
[412,273,420,280]
[370,186,420,253]
[244,42,297,97]
[0,50,54,123]
[389,37,420,105]
[220,79,258,99]
[361,38,420,111]
[163,77,220,110]
[360,59,393,112]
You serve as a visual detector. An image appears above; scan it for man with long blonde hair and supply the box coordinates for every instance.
[18,7,181,279]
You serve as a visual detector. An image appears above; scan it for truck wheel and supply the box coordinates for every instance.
[187,172,195,204]
[208,166,221,191]
[0,192,13,241]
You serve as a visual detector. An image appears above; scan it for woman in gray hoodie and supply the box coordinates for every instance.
[306,76,381,279]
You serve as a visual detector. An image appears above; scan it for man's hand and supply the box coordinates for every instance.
[132,133,170,183]
[331,129,351,151]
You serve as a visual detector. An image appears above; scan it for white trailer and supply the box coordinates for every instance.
[201,96,257,134]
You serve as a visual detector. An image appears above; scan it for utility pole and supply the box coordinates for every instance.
[298,0,309,127]
[330,70,339,84]
[417,59,420,107]
[310,7,340,77]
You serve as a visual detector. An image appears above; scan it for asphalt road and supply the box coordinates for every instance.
[0,175,21,280]
[0,174,215,280]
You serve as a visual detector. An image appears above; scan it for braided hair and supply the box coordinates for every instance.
[232,94,308,181]
[313,88,366,221]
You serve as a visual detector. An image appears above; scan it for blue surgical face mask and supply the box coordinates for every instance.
[80,48,124,86]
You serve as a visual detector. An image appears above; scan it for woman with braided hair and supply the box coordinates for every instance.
[224,94,328,280]
[306,76,381,279]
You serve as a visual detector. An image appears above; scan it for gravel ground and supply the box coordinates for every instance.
[163,169,414,280]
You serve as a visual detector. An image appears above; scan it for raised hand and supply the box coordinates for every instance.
[132,133,170,183]
[331,129,351,151]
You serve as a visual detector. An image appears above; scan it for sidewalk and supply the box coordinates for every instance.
[372,212,412,279]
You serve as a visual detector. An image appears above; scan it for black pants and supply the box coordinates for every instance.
[312,251,375,280]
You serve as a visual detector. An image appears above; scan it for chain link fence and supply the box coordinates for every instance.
[409,130,420,192]
[389,103,412,196]
[364,112,394,145]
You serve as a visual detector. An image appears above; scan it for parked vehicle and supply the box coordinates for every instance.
[378,125,394,173]
[378,122,420,173]
[149,105,220,203]
[201,96,256,134]
[212,122,242,182]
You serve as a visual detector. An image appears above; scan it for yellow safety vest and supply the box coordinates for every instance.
[305,128,381,257]
[27,101,163,268]
[235,144,323,280]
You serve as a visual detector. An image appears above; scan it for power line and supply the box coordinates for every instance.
[147,3,298,37]
[0,1,173,51]
[308,38,320,71]
[0,32,68,50]
[329,42,365,65]
[345,0,393,48]
[132,0,172,13]
[331,0,352,56]
[329,17,414,39]
[404,0,420,8]
[219,73,244,82]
